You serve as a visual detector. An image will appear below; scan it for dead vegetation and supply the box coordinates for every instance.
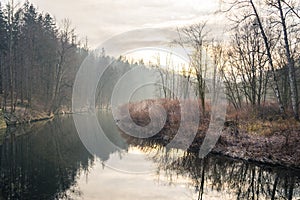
[117,99,300,168]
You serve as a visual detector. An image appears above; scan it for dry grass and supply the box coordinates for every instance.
[226,104,300,136]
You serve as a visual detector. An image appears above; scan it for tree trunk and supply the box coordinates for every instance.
[277,0,299,120]
[250,0,285,115]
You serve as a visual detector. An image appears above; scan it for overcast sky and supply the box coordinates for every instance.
[11,0,223,49]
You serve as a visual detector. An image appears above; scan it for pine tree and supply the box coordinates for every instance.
[0,3,8,96]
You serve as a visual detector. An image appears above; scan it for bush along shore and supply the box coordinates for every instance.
[116,99,300,169]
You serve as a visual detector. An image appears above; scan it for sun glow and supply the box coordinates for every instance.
[123,48,190,73]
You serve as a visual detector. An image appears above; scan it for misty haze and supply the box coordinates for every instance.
[0,0,299,200]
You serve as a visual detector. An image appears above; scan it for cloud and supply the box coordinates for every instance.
[24,0,221,48]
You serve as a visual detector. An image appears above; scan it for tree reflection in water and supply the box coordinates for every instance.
[0,116,94,199]
[126,137,300,200]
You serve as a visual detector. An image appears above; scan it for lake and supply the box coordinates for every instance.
[0,111,299,200]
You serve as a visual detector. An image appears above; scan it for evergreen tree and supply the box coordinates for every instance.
[0,4,8,95]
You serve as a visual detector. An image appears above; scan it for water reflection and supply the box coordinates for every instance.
[126,137,300,200]
[0,116,94,199]
[0,112,298,200]
[73,112,128,163]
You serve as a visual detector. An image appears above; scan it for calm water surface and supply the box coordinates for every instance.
[0,112,299,200]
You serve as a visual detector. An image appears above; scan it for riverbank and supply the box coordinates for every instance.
[2,107,54,127]
[117,99,300,169]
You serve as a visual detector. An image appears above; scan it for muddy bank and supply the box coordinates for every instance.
[117,99,300,169]
[211,130,299,169]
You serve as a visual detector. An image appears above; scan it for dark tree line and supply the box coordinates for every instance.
[0,1,88,114]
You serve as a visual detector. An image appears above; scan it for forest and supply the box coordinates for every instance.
[0,1,88,119]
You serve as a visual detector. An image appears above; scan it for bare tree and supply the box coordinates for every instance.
[225,19,269,107]
[222,0,288,114]
[249,0,286,114]
[176,22,209,115]
[6,0,17,113]
[268,0,299,119]
[50,19,76,113]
